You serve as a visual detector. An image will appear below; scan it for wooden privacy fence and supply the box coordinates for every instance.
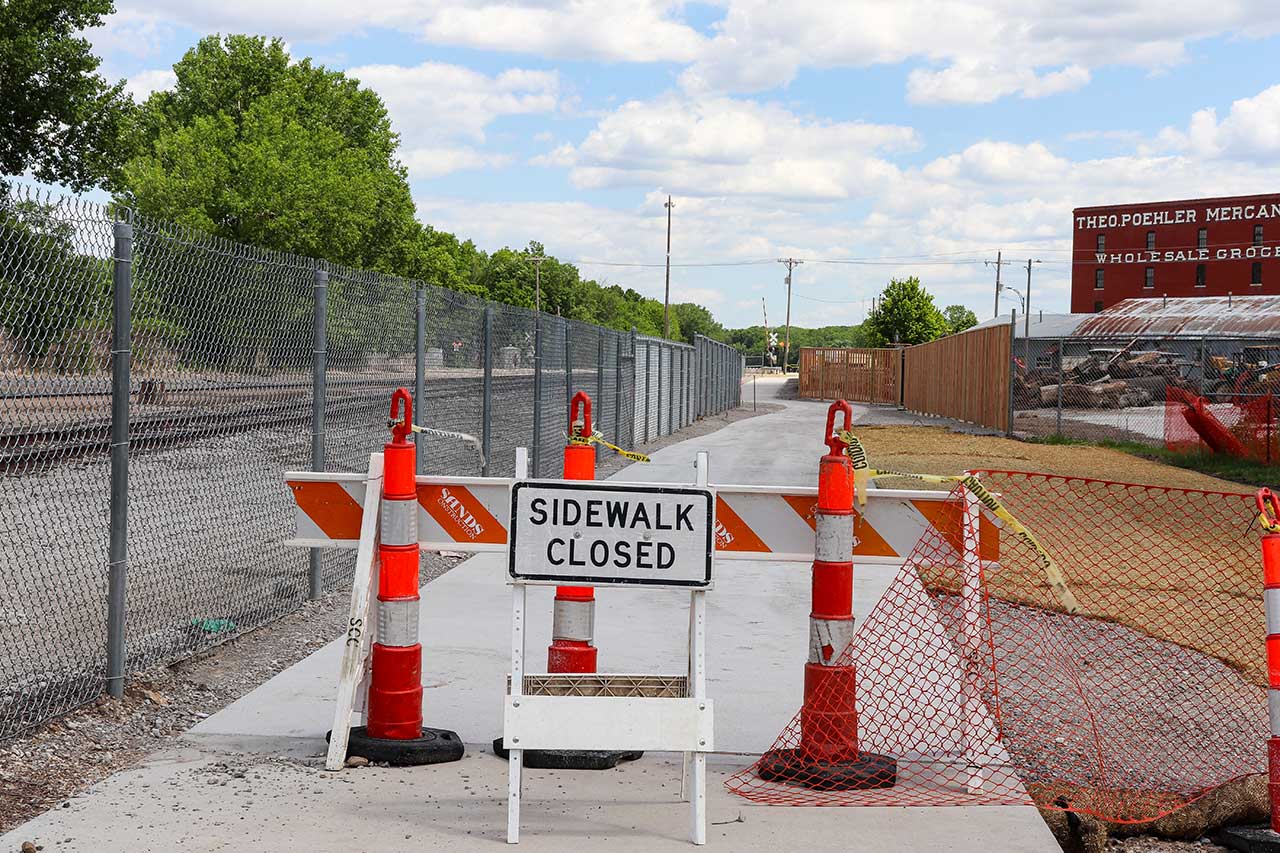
[798,324,1012,432]
[798,347,902,404]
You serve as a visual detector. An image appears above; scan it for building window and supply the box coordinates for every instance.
[1195,263,1206,287]
[1144,266,1154,289]
[1094,268,1104,289]
[1198,227,1208,250]
[1093,300,1104,312]
[1253,261,1263,285]
[1256,224,1265,247]
[1146,231,1156,250]
[1096,234,1105,253]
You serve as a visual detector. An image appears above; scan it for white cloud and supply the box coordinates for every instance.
[420,0,705,62]
[106,0,704,61]
[346,61,558,178]
[546,93,918,200]
[1154,84,1280,161]
[123,68,177,101]
[103,0,1280,106]
[681,0,1280,102]
[402,147,513,179]
[349,62,559,145]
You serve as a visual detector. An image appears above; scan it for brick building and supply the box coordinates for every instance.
[1071,193,1280,313]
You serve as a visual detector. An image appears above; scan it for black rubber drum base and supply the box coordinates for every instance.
[491,737,643,770]
[756,749,898,791]
[328,726,464,766]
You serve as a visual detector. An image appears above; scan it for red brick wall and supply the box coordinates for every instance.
[1071,193,1280,313]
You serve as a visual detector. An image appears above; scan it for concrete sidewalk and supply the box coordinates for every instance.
[2,377,1059,852]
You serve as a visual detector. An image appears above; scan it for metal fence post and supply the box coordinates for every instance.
[643,339,652,443]
[414,286,426,475]
[107,218,132,698]
[564,319,574,419]
[482,306,493,476]
[532,312,543,477]
[596,330,605,460]
[630,326,638,445]
[1055,336,1064,437]
[1006,310,1017,437]
[308,266,329,600]
[656,342,665,437]
[614,335,623,444]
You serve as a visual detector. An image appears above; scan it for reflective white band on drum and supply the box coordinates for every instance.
[1270,689,1280,736]
[552,598,595,642]
[814,513,854,563]
[377,598,420,647]
[1267,588,1280,635]
[808,617,855,665]
[380,498,418,547]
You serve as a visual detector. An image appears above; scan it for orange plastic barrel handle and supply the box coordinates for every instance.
[824,399,853,454]
[1258,488,1280,533]
[389,388,413,443]
[570,390,593,438]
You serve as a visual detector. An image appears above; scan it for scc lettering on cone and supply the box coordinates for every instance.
[493,391,641,770]
[757,400,896,790]
[334,389,463,766]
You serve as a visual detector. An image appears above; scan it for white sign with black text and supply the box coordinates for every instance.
[508,481,714,587]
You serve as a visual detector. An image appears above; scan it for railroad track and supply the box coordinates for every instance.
[0,372,540,472]
[0,386,395,471]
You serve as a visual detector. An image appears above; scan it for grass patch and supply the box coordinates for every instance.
[1029,434,1280,487]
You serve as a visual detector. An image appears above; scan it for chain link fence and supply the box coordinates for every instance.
[0,184,744,740]
[1011,333,1280,461]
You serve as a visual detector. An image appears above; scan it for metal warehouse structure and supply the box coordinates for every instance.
[1071,294,1280,338]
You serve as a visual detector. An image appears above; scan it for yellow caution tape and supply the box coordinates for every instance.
[837,429,1080,615]
[568,431,651,463]
[837,430,872,507]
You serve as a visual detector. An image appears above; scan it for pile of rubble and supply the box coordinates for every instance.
[1014,351,1195,410]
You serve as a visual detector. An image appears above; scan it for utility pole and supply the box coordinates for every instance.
[778,258,802,373]
[986,251,1012,318]
[663,195,674,338]
[530,255,546,313]
[1024,258,1040,369]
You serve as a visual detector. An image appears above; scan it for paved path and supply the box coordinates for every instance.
[2,375,1059,852]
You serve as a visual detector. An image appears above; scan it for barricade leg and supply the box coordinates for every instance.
[331,389,463,766]
[493,391,642,770]
[756,400,896,790]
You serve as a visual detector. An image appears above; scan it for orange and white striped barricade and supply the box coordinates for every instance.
[285,427,999,776]
[322,390,463,768]
[757,400,896,790]
[502,448,715,845]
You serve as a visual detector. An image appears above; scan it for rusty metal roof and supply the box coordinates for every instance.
[1073,295,1280,338]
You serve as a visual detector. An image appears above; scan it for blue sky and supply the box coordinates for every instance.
[84,1,1280,328]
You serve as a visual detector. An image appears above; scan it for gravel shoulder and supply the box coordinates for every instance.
[0,402,775,834]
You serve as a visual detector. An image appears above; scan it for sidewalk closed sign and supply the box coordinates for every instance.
[509,481,714,587]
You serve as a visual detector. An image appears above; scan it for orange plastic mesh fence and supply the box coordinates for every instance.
[1164,386,1277,463]
[726,470,1265,821]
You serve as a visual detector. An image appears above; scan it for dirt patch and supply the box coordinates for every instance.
[850,424,1252,494]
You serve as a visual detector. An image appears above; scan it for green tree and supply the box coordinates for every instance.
[0,0,133,189]
[114,35,420,273]
[943,304,978,335]
[670,303,725,344]
[864,277,948,346]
